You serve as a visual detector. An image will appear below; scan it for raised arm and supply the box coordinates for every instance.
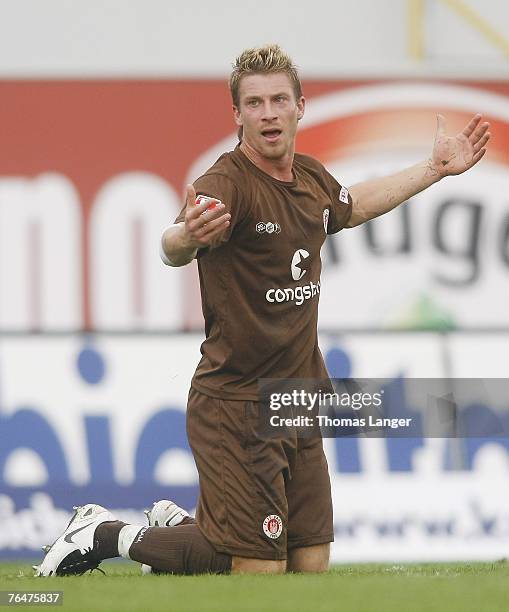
[160,184,231,266]
[346,114,491,228]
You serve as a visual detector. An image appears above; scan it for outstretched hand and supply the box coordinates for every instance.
[183,184,231,248]
[430,114,490,178]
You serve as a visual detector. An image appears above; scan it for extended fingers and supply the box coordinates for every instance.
[186,198,220,220]
[186,199,225,224]
[462,114,483,138]
[192,217,231,247]
[185,184,225,220]
[194,212,231,237]
[185,206,231,247]
[471,148,486,166]
[436,113,447,136]
[470,121,490,144]
[472,131,491,153]
[185,184,197,207]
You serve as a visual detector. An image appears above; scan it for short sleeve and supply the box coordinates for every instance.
[322,169,353,235]
[174,173,241,248]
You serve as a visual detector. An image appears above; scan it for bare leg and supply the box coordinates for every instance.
[231,556,286,574]
[287,543,330,573]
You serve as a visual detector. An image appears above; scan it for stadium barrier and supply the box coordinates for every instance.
[1,331,508,562]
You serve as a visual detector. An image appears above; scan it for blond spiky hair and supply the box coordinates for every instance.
[229,44,302,107]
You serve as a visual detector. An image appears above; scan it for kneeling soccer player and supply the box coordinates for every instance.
[34,42,490,576]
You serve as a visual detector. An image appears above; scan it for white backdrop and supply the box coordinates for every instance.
[1,0,508,77]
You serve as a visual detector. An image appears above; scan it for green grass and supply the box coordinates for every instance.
[1,561,508,612]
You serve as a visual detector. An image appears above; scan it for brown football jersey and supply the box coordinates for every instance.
[175,146,352,400]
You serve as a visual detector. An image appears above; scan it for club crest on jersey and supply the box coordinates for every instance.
[323,208,330,232]
[263,515,283,539]
[339,186,349,205]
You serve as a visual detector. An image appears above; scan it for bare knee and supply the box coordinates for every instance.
[287,544,330,573]
[231,556,286,574]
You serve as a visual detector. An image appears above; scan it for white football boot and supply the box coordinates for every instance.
[33,504,116,577]
[145,499,190,527]
[141,499,190,574]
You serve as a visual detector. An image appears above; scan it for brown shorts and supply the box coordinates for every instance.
[186,387,334,560]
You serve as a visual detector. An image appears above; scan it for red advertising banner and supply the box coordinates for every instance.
[1,79,508,330]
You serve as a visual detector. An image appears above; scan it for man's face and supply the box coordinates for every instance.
[233,72,305,161]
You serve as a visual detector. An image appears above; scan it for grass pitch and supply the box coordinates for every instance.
[1,561,508,612]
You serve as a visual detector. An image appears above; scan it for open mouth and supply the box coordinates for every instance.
[261,129,282,142]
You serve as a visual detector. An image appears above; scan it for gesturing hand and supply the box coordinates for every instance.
[183,184,231,248]
[430,113,490,178]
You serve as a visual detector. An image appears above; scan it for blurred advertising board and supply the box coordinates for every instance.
[1,333,508,562]
[0,80,508,331]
